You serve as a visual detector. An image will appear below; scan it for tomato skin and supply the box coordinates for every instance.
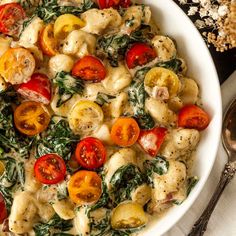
[14,101,50,136]
[0,193,7,224]
[126,43,157,69]
[138,127,167,157]
[72,55,106,82]
[17,73,51,105]
[111,117,140,147]
[0,3,25,36]
[34,154,66,185]
[39,24,58,56]
[75,137,106,169]
[178,105,210,131]
[98,0,131,9]
[68,170,102,205]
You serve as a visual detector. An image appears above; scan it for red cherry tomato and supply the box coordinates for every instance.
[138,127,167,157]
[0,193,7,224]
[126,43,157,69]
[0,3,26,36]
[72,55,106,82]
[178,105,210,131]
[75,137,106,169]
[98,0,131,9]
[17,73,51,105]
[34,154,66,185]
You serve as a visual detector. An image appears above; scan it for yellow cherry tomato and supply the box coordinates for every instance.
[0,48,35,85]
[54,14,85,38]
[111,201,148,229]
[68,100,104,135]
[68,170,102,205]
[0,161,5,176]
[144,67,180,98]
[39,24,58,56]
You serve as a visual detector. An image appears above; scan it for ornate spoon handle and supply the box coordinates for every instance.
[188,162,236,236]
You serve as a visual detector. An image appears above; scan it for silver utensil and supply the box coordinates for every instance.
[188,98,236,236]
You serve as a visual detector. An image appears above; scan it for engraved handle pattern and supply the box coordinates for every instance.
[188,162,236,236]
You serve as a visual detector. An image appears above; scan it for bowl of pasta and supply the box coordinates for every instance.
[0,0,221,235]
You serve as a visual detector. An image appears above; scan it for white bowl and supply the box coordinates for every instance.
[139,0,222,235]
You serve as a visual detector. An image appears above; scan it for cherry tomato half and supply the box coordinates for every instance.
[68,170,102,205]
[34,154,66,185]
[0,48,35,85]
[39,24,58,56]
[126,43,157,69]
[75,137,106,169]
[111,117,140,147]
[72,55,106,82]
[138,127,167,157]
[0,3,26,36]
[14,101,50,136]
[0,193,7,224]
[98,0,131,9]
[178,105,210,131]
[17,73,51,105]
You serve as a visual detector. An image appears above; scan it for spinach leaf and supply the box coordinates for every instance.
[0,158,25,188]
[34,214,73,236]
[187,176,199,196]
[36,117,79,161]
[0,186,13,213]
[33,0,96,23]
[97,34,130,67]
[128,68,155,129]
[95,92,116,106]
[89,208,111,236]
[155,58,182,73]
[130,24,154,42]
[110,164,144,204]
[0,89,33,159]
[53,71,84,107]
[143,156,169,185]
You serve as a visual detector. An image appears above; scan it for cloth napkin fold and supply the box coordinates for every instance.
[165,71,236,236]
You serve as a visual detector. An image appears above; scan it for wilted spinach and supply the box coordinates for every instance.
[0,88,33,159]
[95,92,116,106]
[143,156,169,185]
[34,0,96,23]
[155,58,182,73]
[34,214,73,236]
[97,34,130,67]
[130,24,154,42]
[0,158,25,188]
[53,71,84,107]
[36,117,79,160]
[128,67,155,129]
[110,164,144,204]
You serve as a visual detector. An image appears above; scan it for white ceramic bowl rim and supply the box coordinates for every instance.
[139,0,222,235]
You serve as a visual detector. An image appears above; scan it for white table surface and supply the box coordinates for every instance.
[165,71,236,236]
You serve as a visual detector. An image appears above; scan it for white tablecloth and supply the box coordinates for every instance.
[165,71,236,236]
